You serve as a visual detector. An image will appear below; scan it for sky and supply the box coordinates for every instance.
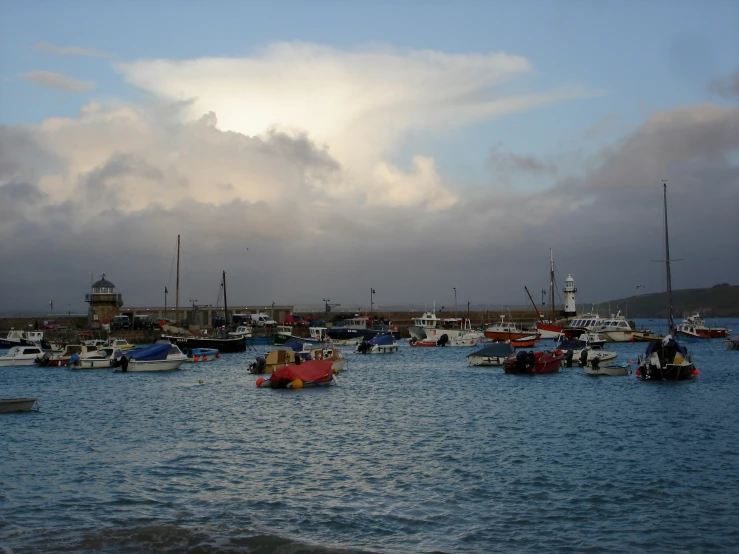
[1,0,738,314]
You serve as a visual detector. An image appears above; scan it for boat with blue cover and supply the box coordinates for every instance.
[113,343,187,372]
[356,333,398,354]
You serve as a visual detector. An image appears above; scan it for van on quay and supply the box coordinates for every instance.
[250,313,276,327]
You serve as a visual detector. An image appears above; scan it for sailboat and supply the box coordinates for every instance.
[162,240,246,354]
[534,250,564,339]
[636,182,698,381]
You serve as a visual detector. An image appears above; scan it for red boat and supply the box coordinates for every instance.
[256,359,335,389]
[509,334,542,349]
[676,313,731,339]
[504,349,565,374]
[483,315,528,341]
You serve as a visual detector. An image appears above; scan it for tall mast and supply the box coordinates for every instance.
[222,270,229,329]
[175,234,180,325]
[663,181,674,335]
[549,249,556,320]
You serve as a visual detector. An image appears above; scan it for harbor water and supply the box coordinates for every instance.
[2,319,739,553]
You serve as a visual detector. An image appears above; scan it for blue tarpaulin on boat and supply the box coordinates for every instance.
[467,343,515,358]
[285,340,304,352]
[126,343,170,361]
[369,334,395,346]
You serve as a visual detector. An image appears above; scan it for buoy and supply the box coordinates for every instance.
[692,368,699,376]
[628,360,634,364]
[256,377,265,388]
[215,353,220,358]
[193,356,199,362]
[291,379,304,390]
[635,368,641,376]
[199,379,204,384]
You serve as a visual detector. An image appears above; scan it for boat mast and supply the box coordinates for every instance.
[222,270,229,330]
[663,180,674,335]
[549,249,556,321]
[175,234,180,326]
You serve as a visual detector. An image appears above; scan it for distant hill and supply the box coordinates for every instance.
[604,284,739,318]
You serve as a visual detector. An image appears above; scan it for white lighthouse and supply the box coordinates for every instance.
[563,274,577,317]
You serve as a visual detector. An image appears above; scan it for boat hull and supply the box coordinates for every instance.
[467,356,508,367]
[0,398,37,413]
[637,362,696,381]
[484,330,528,341]
[585,363,631,376]
[117,359,186,372]
[0,357,39,367]
[535,322,563,340]
[601,331,634,343]
[71,358,115,369]
[504,350,565,374]
[164,335,246,353]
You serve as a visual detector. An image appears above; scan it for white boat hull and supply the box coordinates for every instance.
[468,356,508,367]
[585,363,631,376]
[71,358,116,369]
[0,357,39,367]
[602,331,634,343]
[118,359,186,372]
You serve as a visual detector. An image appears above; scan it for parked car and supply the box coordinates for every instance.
[111,315,131,330]
[43,320,61,329]
[133,315,155,330]
[283,313,308,327]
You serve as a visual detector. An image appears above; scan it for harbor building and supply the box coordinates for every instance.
[86,274,123,328]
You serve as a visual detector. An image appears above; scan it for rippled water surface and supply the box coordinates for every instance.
[2,319,739,553]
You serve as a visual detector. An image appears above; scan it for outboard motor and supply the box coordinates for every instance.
[579,349,589,367]
[565,349,574,368]
[250,356,266,374]
[120,356,129,373]
[591,355,600,372]
[358,340,371,354]
[515,350,528,373]
[437,334,449,347]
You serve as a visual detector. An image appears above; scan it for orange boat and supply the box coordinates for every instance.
[483,315,528,341]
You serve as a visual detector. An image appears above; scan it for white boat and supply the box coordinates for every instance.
[466,343,515,366]
[595,311,634,342]
[0,397,38,413]
[407,310,442,341]
[114,343,186,372]
[70,347,123,369]
[484,315,529,341]
[228,325,253,338]
[556,337,618,367]
[408,308,483,342]
[584,362,631,376]
[0,345,45,367]
[0,329,45,348]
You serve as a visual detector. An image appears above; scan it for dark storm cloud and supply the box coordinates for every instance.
[0,103,737,313]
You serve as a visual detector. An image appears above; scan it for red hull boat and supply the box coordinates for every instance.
[509,334,542,349]
[257,359,335,388]
[504,349,565,374]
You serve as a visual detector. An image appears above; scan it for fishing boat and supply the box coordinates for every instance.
[0,397,38,413]
[164,334,246,353]
[466,342,515,366]
[228,325,253,339]
[113,343,186,372]
[0,330,45,348]
[357,334,398,353]
[256,359,336,389]
[503,349,565,374]
[595,311,635,342]
[0,345,46,367]
[676,313,732,339]
[327,315,385,342]
[484,315,528,341]
[636,182,697,381]
[409,332,481,347]
[556,337,618,367]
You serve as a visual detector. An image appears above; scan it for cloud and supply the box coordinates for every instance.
[34,42,114,58]
[1,98,737,312]
[20,71,96,93]
[487,145,557,175]
[116,43,587,210]
[708,72,739,98]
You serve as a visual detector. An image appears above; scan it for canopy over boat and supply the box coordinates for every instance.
[126,343,170,361]
[369,334,395,346]
[467,343,515,359]
[285,340,304,352]
[643,334,688,358]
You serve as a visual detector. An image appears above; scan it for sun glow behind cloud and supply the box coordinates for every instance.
[116,42,581,211]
